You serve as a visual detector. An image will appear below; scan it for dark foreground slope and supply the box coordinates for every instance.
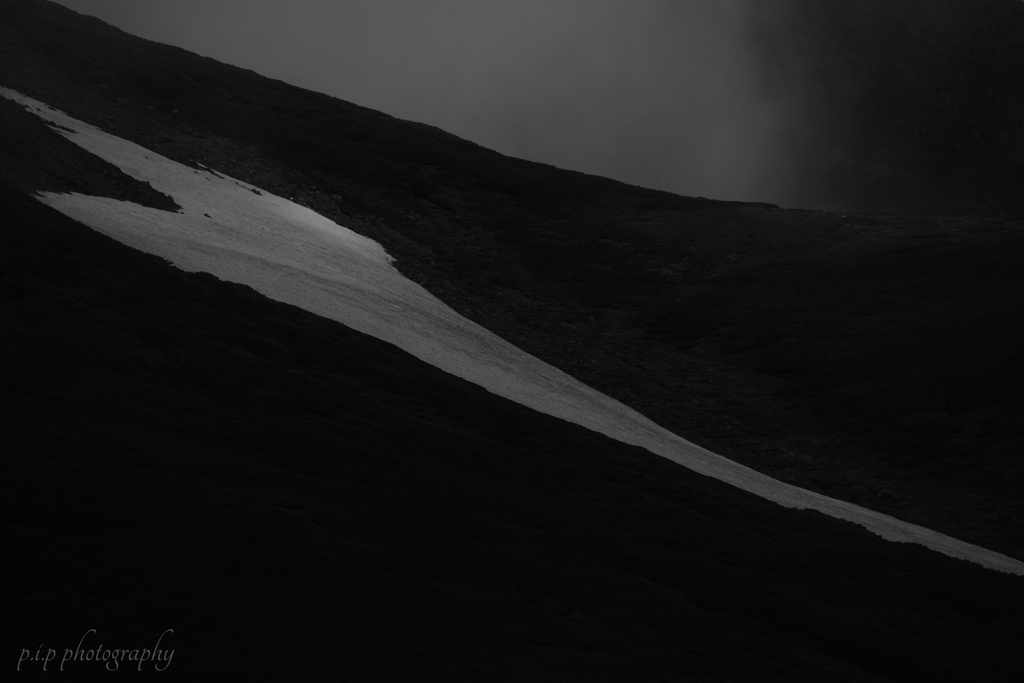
[1,0,1023,570]
[3,178,1024,681]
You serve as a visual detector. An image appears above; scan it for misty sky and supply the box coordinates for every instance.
[54,0,798,204]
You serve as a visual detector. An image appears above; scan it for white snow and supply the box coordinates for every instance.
[5,87,1022,575]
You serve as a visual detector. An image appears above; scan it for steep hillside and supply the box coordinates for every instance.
[4,133,1024,683]
[2,0,1022,559]
[3,2,1024,677]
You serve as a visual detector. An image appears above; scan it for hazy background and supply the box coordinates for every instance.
[54,0,801,204]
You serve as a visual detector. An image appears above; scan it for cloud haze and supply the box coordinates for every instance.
[55,0,799,204]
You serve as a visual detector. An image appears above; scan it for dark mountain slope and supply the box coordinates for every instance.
[3,2,1024,678]
[2,0,1023,562]
[3,172,1024,681]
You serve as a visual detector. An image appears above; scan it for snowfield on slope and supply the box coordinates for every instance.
[5,87,1022,575]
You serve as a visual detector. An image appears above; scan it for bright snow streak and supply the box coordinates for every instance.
[4,87,1021,574]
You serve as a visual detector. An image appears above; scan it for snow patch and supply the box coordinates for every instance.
[4,87,1021,574]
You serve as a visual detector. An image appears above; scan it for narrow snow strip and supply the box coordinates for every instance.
[6,88,1021,574]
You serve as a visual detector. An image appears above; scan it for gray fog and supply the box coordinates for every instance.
[55,0,801,204]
